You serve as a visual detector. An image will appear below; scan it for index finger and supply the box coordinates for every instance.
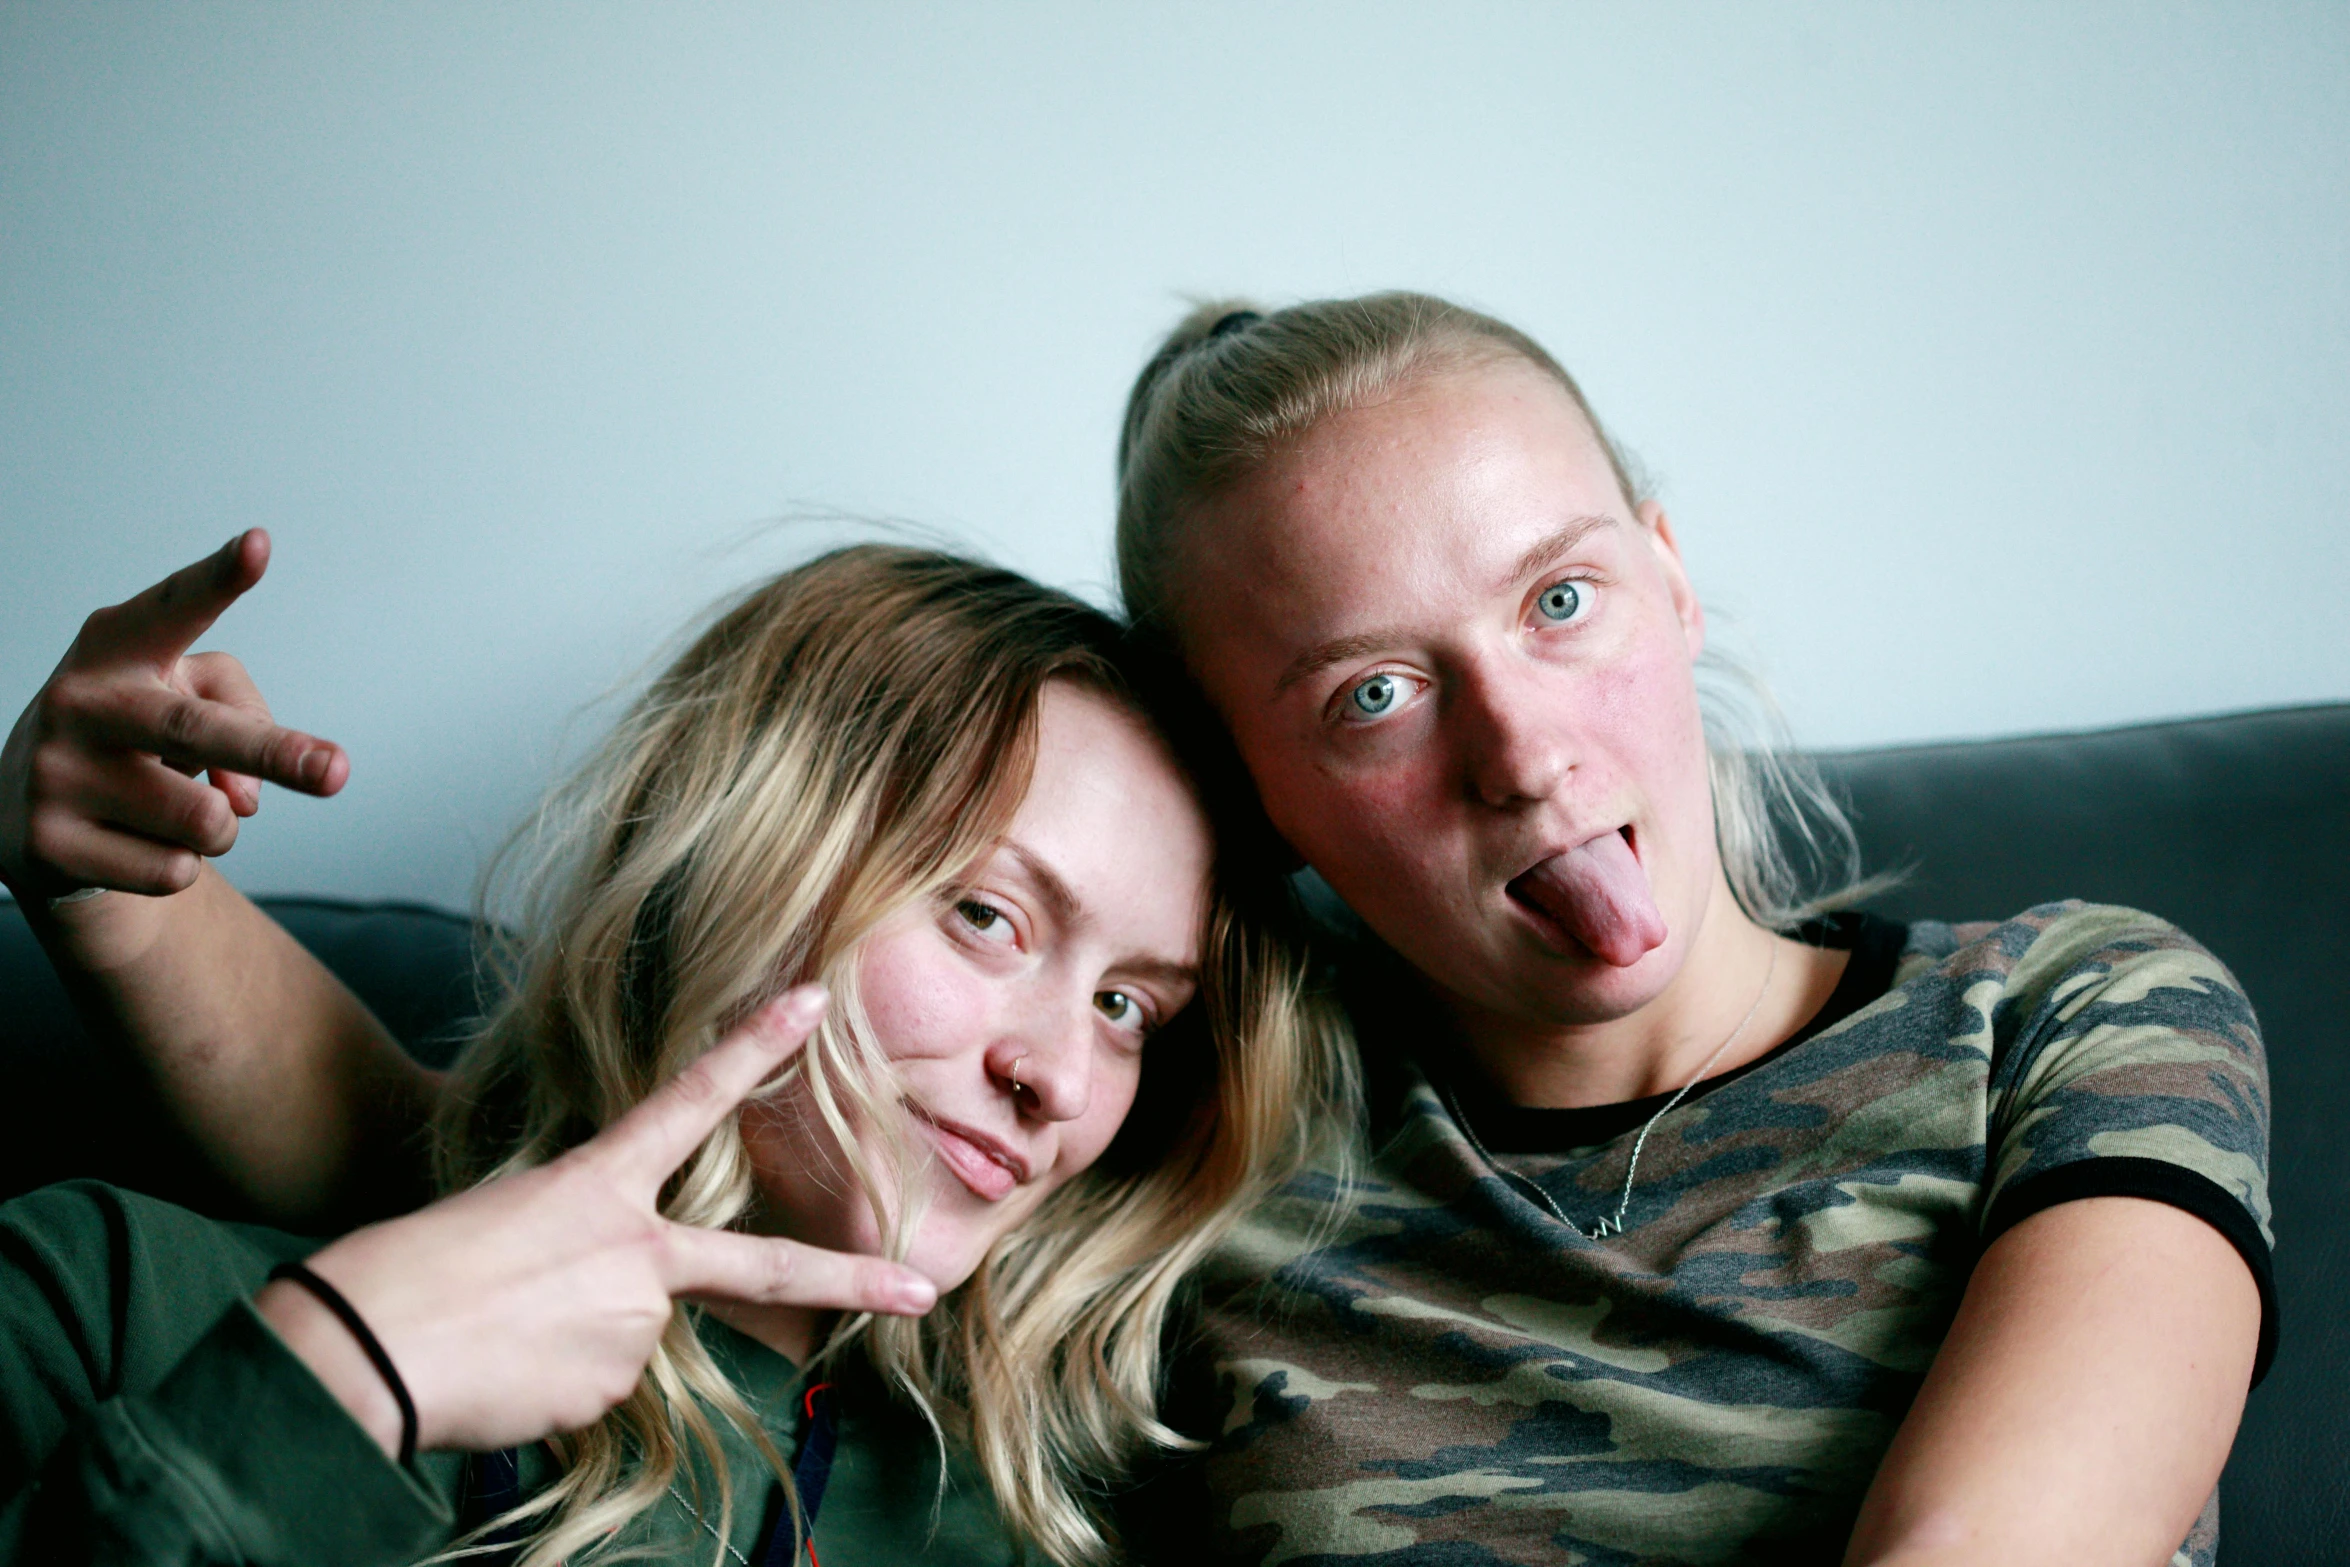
[597,986,829,1189]
[82,530,271,668]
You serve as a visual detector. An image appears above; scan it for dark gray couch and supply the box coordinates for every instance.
[3,702,2344,1562]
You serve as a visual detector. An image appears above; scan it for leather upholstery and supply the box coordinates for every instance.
[3,702,2343,1561]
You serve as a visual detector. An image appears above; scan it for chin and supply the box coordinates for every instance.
[1495,927,1688,1026]
[1535,960,1675,1024]
[904,1235,996,1297]
[900,1193,1015,1296]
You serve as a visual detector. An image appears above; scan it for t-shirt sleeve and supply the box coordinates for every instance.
[1979,903,2275,1380]
[0,1180,453,1565]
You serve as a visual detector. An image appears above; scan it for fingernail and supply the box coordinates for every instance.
[895,1273,938,1313]
[298,749,331,788]
[776,985,829,1027]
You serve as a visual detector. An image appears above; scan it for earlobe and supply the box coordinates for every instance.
[1638,502,1706,659]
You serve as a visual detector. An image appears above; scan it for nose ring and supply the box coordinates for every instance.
[1010,1054,1027,1098]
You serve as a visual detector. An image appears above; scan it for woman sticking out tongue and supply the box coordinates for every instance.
[1111,292,2269,1567]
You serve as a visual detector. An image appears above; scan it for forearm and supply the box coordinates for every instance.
[1843,1197,2257,1567]
[29,865,440,1225]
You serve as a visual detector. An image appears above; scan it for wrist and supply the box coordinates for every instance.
[255,1275,411,1462]
[27,869,185,971]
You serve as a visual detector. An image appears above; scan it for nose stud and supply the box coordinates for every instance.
[1010,1054,1027,1098]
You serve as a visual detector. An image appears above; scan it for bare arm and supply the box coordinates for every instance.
[2,531,439,1226]
[31,863,442,1224]
[1843,1196,2260,1567]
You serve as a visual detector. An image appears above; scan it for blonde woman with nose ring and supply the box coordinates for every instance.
[0,536,1355,1567]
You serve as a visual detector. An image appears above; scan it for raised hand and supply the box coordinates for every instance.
[256,987,938,1457]
[0,529,346,902]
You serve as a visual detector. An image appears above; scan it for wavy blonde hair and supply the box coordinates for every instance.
[1115,291,1886,928]
[433,545,1358,1566]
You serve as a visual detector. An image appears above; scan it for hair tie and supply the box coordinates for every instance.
[268,1260,419,1466]
[1208,309,1261,340]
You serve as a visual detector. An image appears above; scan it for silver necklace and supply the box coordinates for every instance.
[667,1481,751,1566]
[1445,941,1779,1241]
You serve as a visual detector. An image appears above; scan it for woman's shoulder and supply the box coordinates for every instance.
[1885,903,2268,1195]
[1893,900,2244,1012]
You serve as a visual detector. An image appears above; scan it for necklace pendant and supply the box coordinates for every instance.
[1582,1214,1623,1240]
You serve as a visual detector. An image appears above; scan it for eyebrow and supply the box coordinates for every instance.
[1505,514,1616,590]
[999,842,1202,987]
[1268,514,1622,700]
[1002,842,1082,930]
[1272,632,1396,698]
[1116,956,1203,993]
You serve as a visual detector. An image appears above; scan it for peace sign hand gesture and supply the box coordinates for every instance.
[0,529,345,905]
[257,986,938,1458]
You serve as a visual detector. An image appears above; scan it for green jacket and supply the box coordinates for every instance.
[0,1180,1015,1566]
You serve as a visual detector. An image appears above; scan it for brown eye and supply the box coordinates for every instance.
[955,899,1014,943]
[1095,990,1148,1034]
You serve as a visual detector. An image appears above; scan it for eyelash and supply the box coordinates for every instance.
[954,897,1163,1039]
[1095,990,1153,1036]
[1325,573,1603,726]
[1330,668,1427,726]
[1532,573,1599,626]
[953,896,1018,944]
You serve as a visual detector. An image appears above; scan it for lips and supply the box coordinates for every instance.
[910,1106,1030,1203]
[1505,826,1669,968]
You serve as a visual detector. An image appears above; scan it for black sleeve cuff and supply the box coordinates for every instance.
[1983,1156,2277,1386]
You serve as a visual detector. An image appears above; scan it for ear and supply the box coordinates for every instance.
[1637,500,1705,660]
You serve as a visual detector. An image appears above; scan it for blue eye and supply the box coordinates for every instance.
[1537,580,1586,623]
[1349,673,1402,716]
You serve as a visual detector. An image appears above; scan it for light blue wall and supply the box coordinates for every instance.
[5,2,2345,908]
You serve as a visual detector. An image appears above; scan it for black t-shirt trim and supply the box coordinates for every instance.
[1983,1156,2278,1387]
[1449,910,1910,1154]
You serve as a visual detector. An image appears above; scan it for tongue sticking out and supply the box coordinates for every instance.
[1509,830,1668,968]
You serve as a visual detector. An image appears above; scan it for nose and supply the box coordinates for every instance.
[987,1008,1094,1124]
[1455,653,1572,809]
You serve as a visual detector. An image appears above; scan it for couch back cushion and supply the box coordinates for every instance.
[1819,703,2350,1565]
[2,702,2342,1560]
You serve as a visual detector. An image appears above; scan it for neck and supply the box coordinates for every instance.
[1445,872,1848,1109]
[705,1300,824,1368]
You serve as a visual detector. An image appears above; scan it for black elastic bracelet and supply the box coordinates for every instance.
[266,1261,419,1466]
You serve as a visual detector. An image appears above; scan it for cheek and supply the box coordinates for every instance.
[1587,640,1714,836]
[1247,725,1454,879]
[857,925,985,1066]
[1047,1055,1145,1187]
[742,1085,874,1251]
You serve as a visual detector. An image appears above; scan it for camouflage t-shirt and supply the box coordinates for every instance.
[1129,903,2274,1567]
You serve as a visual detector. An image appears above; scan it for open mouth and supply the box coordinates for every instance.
[908,1104,1029,1202]
[1503,825,1668,968]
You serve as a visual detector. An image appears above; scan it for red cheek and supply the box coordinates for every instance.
[857,934,989,1065]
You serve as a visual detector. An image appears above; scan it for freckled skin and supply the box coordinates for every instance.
[1177,362,1829,1105]
[742,682,1213,1292]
